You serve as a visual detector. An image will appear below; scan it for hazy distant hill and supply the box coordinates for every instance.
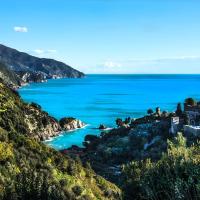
[0,44,84,85]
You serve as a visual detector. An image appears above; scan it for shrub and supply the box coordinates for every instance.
[185,98,196,106]
[0,141,13,162]
[122,133,200,200]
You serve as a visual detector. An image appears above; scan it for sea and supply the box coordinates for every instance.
[19,74,200,150]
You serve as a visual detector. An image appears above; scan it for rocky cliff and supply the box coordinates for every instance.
[59,117,86,131]
[0,81,85,141]
[0,44,85,86]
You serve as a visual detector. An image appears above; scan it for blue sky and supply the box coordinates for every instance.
[1,0,200,74]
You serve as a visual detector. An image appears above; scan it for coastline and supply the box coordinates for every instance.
[17,77,88,142]
[19,74,200,149]
[44,123,90,143]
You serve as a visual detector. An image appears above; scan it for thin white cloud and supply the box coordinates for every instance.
[47,49,57,53]
[90,55,200,74]
[14,26,28,33]
[34,49,45,55]
[32,49,57,57]
[119,56,200,64]
[102,61,121,68]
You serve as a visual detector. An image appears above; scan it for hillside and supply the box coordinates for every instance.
[0,62,21,87]
[80,107,200,199]
[0,80,121,199]
[0,44,84,85]
[0,80,62,140]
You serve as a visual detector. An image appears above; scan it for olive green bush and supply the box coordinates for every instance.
[122,133,200,200]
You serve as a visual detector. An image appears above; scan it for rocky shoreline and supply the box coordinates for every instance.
[0,81,86,142]
[36,115,86,141]
[41,117,87,141]
[59,98,200,184]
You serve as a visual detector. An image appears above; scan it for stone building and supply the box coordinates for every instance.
[170,117,180,135]
[184,102,200,125]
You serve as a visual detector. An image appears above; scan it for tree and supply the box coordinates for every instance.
[122,133,200,200]
[116,118,123,127]
[185,98,196,106]
[124,117,131,124]
[176,103,182,116]
[147,109,153,115]
[0,142,13,162]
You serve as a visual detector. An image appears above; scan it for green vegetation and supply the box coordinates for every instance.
[147,108,153,115]
[0,81,121,200]
[122,133,200,200]
[176,103,183,116]
[185,98,197,106]
[0,79,61,140]
[1,65,200,200]
[0,128,121,199]
[0,62,20,87]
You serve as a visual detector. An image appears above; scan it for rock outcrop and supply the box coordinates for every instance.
[59,117,86,131]
[99,124,107,130]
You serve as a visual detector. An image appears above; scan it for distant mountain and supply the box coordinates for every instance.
[0,44,85,85]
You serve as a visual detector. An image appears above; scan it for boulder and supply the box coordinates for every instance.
[59,117,86,131]
[99,124,107,130]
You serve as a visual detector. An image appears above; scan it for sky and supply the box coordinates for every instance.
[1,0,200,74]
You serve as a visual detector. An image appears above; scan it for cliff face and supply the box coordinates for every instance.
[0,44,85,85]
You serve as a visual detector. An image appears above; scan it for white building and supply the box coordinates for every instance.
[170,117,180,135]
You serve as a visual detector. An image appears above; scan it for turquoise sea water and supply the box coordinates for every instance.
[19,74,200,150]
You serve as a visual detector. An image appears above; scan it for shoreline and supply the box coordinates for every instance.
[44,123,90,143]
[17,77,89,143]
[17,75,199,150]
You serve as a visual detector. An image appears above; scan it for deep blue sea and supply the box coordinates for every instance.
[19,74,200,150]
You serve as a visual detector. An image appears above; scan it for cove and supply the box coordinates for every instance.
[19,74,200,150]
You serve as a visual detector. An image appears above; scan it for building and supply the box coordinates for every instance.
[184,102,200,113]
[170,117,180,135]
[184,102,200,125]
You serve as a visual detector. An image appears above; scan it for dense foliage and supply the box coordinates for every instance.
[0,128,121,200]
[122,133,200,200]
[0,81,121,200]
